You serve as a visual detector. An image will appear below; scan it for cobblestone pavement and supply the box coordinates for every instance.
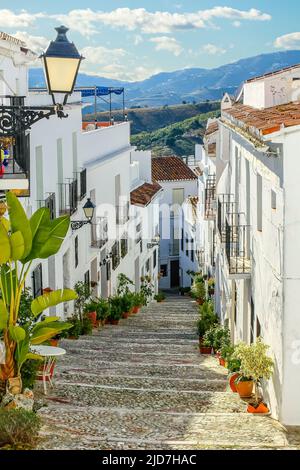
[37,295,300,450]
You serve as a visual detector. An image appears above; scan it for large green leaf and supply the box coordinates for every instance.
[0,299,8,330]
[32,320,71,334]
[31,289,77,317]
[30,327,63,345]
[15,336,30,371]
[6,191,32,259]
[9,325,26,343]
[0,221,11,264]
[10,230,25,261]
[0,266,16,305]
[24,209,70,262]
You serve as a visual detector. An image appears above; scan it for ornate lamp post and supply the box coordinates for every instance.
[71,198,96,231]
[0,26,83,137]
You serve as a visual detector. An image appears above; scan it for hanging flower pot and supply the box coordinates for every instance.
[247,402,270,414]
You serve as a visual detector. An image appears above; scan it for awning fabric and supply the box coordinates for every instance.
[80,87,124,97]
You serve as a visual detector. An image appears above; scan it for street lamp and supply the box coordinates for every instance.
[71,198,96,231]
[147,234,160,249]
[41,25,84,106]
[0,25,83,137]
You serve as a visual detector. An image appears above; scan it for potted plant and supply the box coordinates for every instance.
[140,276,154,305]
[207,278,215,296]
[132,293,143,314]
[227,355,241,393]
[197,301,218,354]
[0,192,76,398]
[233,339,274,412]
[120,293,133,319]
[117,273,134,296]
[81,314,93,335]
[154,292,166,303]
[84,300,99,327]
[95,298,110,325]
[66,315,82,339]
[108,296,123,325]
[191,280,206,305]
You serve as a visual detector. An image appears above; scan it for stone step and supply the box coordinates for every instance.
[55,372,227,391]
[38,406,289,450]
[43,384,244,413]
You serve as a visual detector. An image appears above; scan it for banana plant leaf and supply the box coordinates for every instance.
[30,327,65,345]
[31,289,77,317]
[0,266,17,305]
[0,299,8,330]
[31,319,71,334]
[0,221,11,264]
[6,191,32,259]
[10,230,25,261]
[9,325,26,342]
[23,208,70,263]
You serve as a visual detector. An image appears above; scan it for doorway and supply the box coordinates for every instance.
[170,260,180,288]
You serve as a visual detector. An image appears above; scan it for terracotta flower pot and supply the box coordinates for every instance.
[197,299,204,305]
[219,357,226,367]
[247,402,270,414]
[104,319,110,325]
[122,312,129,319]
[199,346,212,354]
[229,373,240,393]
[132,306,140,314]
[236,380,254,398]
[111,319,119,325]
[49,339,59,347]
[87,311,97,327]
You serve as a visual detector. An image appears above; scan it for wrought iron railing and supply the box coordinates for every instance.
[225,215,251,276]
[204,174,216,220]
[116,201,130,225]
[58,179,78,215]
[0,133,30,178]
[217,194,236,242]
[91,218,108,249]
[37,192,56,220]
[79,168,87,200]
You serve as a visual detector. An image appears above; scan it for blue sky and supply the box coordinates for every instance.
[1,1,299,81]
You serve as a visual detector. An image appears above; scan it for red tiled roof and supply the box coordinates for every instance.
[245,63,300,83]
[205,121,219,137]
[223,102,300,136]
[130,182,162,206]
[152,156,197,181]
[208,143,216,155]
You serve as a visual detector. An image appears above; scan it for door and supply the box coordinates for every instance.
[170,260,180,288]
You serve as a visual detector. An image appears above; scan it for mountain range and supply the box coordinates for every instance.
[29,50,300,109]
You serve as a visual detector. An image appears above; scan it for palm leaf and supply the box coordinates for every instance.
[30,327,64,345]
[10,230,25,260]
[6,191,32,259]
[31,289,77,317]
[0,221,11,264]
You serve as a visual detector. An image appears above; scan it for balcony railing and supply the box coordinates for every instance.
[204,174,216,220]
[225,215,251,277]
[91,218,108,249]
[58,179,78,215]
[37,192,56,220]
[116,201,130,225]
[217,194,236,242]
[0,133,30,195]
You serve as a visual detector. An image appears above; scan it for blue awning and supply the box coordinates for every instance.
[79,87,124,97]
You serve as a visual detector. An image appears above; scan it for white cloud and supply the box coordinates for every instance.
[133,34,143,46]
[274,32,300,50]
[202,43,227,55]
[233,21,241,28]
[13,31,49,54]
[52,7,271,37]
[81,45,127,65]
[150,36,183,56]
[0,9,43,28]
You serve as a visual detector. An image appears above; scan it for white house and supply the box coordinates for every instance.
[151,156,199,289]
[202,67,300,425]
[0,30,160,317]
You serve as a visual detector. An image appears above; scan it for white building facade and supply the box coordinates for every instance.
[0,31,160,317]
[200,65,300,425]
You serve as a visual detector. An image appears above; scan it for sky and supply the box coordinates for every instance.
[0,1,300,81]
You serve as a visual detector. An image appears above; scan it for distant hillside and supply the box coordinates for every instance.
[131,109,220,157]
[84,102,220,134]
[29,50,300,107]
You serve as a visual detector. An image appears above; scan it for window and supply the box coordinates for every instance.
[257,174,263,231]
[140,239,143,253]
[271,190,277,210]
[160,264,168,277]
[146,258,150,272]
[191,250,194,262]
[74,236,79,268]
[84,270,90,292]
[106,261,111,281]
[112,242,120,270]
[121,234,128,258]
[250,298,255,343]
[181,229,184,251]
[32,264,43,298]
[153,250,157,269]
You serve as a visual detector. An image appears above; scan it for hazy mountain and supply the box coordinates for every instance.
[29,50,300,108]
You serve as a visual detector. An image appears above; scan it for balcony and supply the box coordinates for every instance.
[204,175,216,220]
[116,201,130,225]
[217,194,236,242]
[58,179,78,216]
[37,192,56,220]
[225,214,251,278]
[91,217,108,249]
[0,134,30,196]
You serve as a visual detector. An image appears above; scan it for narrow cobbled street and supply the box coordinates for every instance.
[37,295,299,450]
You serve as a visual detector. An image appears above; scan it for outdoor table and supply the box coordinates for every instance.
[30,345,66,395]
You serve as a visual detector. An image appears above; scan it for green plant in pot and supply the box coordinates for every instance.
[120,293,133,318]
[140,276,154,305]
[84,300,99,327]
[197,301,218,353]
[108,296,123,324]
[233,338,274,411]
[65,314,82,339]
[96,298,110,324]
[131,292,143,313]
[154,291,166,303]
[191,280,206,304]
[207,278,215,295]
[116,273,134,296]
[74,281,90,323]
[0,192,76,397]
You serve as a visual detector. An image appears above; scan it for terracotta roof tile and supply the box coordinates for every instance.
[130,182,162,207]
[152,156,197,182]
[205,121,219,137]
[223,102,300,136]
[208,143,216,156]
